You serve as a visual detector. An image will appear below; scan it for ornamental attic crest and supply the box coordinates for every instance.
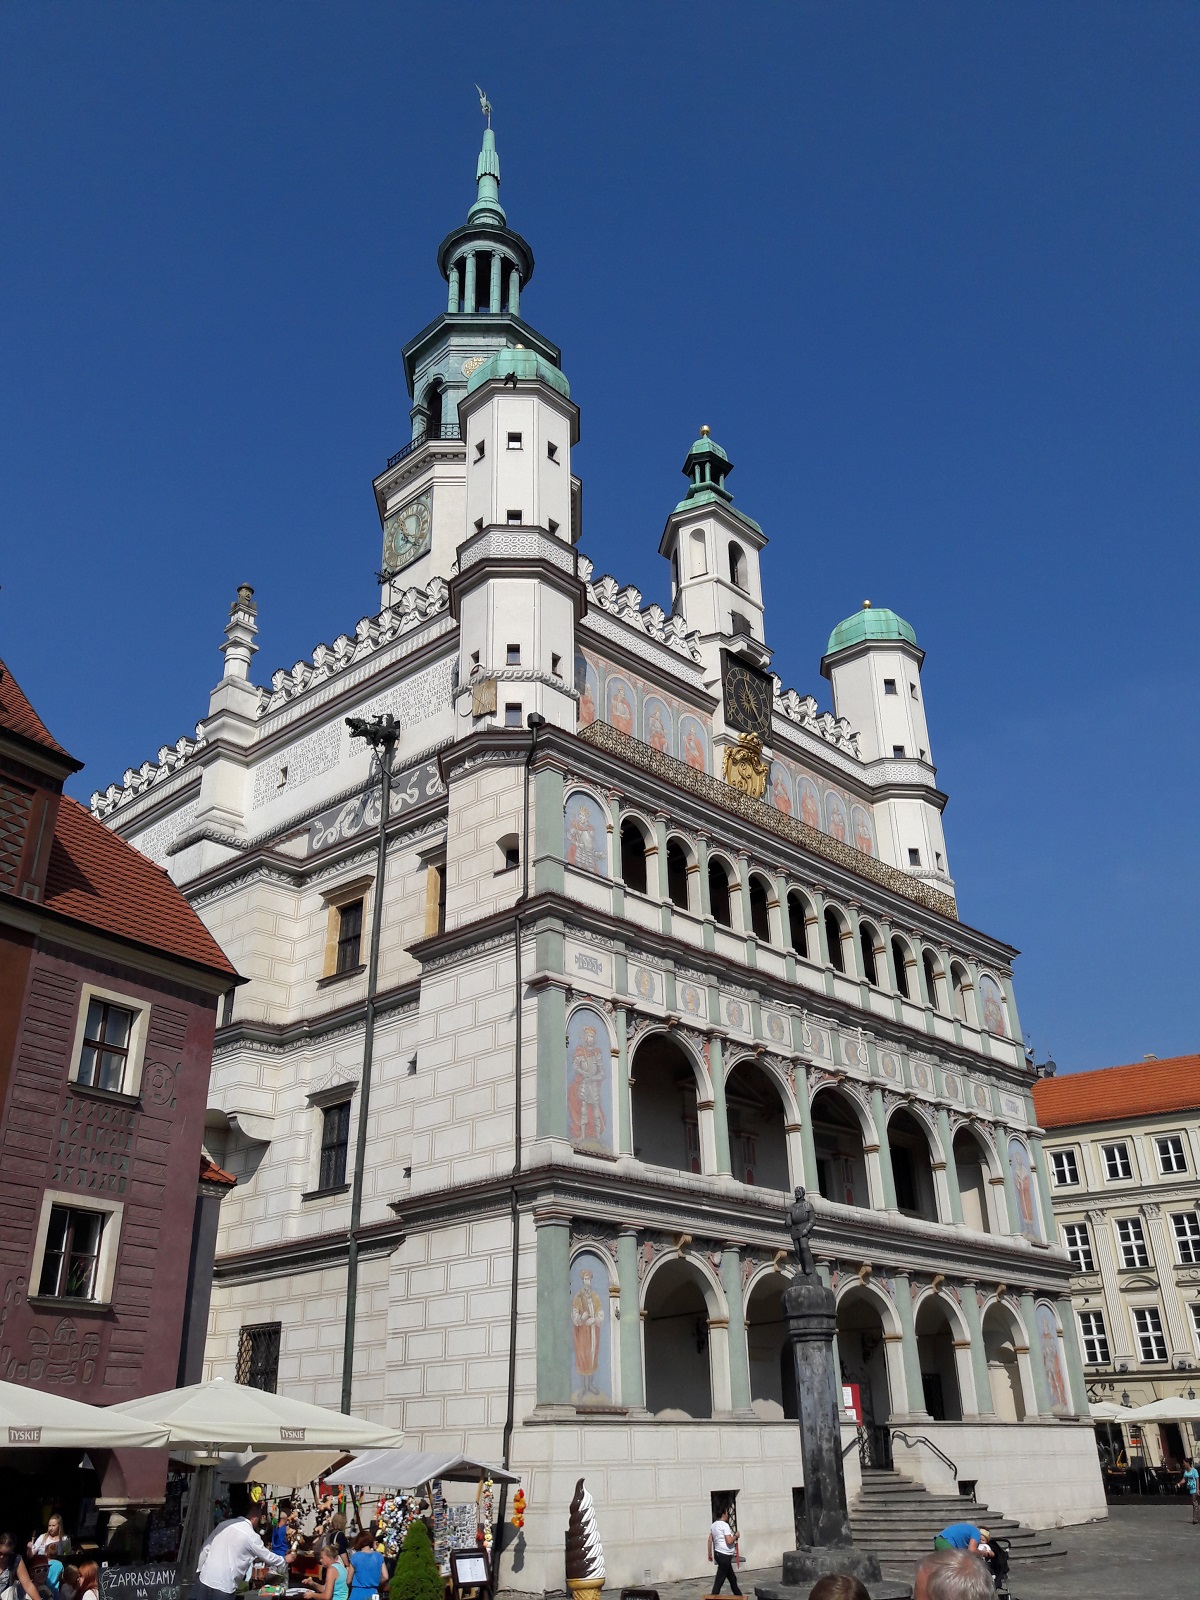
[722,731,769,800]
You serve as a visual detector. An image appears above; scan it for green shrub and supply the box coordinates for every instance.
[390,1519,442,1600]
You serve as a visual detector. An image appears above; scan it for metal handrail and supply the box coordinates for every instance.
[890,1429,959,1482]
[385,423,463,469]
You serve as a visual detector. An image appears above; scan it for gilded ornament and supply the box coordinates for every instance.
[722,731,769,800]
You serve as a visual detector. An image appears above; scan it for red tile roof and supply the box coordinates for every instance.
[0,656,78,764]
[1033,1054,1200,1129]
[199,1153,237,1188]
[41,795,237,978]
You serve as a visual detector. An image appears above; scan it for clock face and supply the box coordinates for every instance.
[722,652,773,740]
[382,491,433,574]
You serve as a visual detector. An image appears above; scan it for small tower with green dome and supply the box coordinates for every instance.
[822,600,953,891]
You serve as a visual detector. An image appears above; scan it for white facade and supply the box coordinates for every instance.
[94,127,1104,1588]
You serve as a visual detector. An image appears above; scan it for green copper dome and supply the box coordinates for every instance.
[826,602,918,655]
[465,345,570,397]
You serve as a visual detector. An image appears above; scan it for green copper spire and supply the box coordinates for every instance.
[467,94,506,227]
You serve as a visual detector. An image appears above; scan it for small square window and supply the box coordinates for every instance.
[335,899,364,974]
[507,431,523,450]
[1051,1149,1080,1187]
[474,516,484,532]
[935,852,944,870]
[551,653,562,678]
[918,748,927,760]
[507,509,522,525]
[548,518,560,535]
[910,682,918,699]
[475,439,486,461]
[77,998,135,1094]
[547,441,559,461]
[907,848,921,867]
[504,703,521,727]
[503,843,520,871]
[471,650,480,667]
[507,643,521,665]
[883,679,897,695]
[276,765,288,789]
[892,745,906,758]
[236,1323,282,1392]
[1156,1134,1187,1174]
[38,1205,106,1300]
[1102,1141,1133,1180]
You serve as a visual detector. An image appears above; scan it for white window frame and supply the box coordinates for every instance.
[67,983,150,1099]
[29,1189,124,1306]
[1189,1303,1200,1350]
[1156,1134,1187,1175]
[1116,1216,1150,1269]
[1062,1221,1094,1272]
[1171,1212,1200,1265]
[1078,1309,1110,1365]
[1101,1141,1133,1180]
[1132,1305,1167,1362]
[1050,1148,1080,1187]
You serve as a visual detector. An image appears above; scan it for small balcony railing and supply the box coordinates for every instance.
[385,424,462,470]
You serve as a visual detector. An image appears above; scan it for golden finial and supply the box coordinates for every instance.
[863,599,872,609]
[700,424,710,436]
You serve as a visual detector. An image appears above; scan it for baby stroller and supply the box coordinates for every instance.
[983,1535,1013,1598]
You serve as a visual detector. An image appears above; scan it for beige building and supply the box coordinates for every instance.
[1033,1053,1200,1469]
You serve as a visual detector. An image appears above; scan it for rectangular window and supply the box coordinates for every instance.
[506,643,521,665]
[547,440,559,461]
[1078,1309,1110,1365]
[1172,1212,1200,1264]
[335,898,364,974]
[504,702,522,727]
[507,431,523,450]
[1102,1141,1133,1180]
[1190,1303,1200,1346]
[1156,1134,1187,1174]
[319,1101,351,1191]
[907,848,921,867]
[551,653,562,678]
[1062,1221,1094,1272]
[883,679,897,695]
[1051,1148,1080,1186]
[892,745,906,758]
[506,509,522,524]
[424,860,447,938]
[75,997,135,1093]
[1132,1305,1167,1362]
[236,1323,282,1392]
[910,682,919,699]
[474,439,486,460]
[1116,1216,1150,1269]
[38,1206,106,1300]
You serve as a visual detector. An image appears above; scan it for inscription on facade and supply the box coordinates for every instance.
[565,940,613,993]
[253,723,343,808]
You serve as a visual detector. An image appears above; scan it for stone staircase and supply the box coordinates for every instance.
[850,1467,1065,1571]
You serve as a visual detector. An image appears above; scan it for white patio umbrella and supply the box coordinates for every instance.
[1123,1395,1200,1422]
[0,1378,170,1449]
[1089,1400,1138,1422]
[112,1378,404,1581]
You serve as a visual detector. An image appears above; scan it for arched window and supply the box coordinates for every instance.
[670,549,680,604]
[748,874,772,942]
[787,891,812,959]
[666,838,691,910]
[859,921,882,987]
[888,1109,940,1221]
[708,857,734,927]
[728,542,746,589]
[690,529,708,576]
[950,961,972,1024]
[892,936,913,1000]
[423,381,444,438]
[620,818,649,895]
[631,1034,701,1174]
[824,906,849,974]
[922,949,943,1011]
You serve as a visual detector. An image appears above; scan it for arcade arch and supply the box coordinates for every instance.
[982,1300,1030,1421]
[619,817,650,894]
[724,1058,790,1190]
[914,1295,965,1420]
[953,1126,997,1233]
[642,1256,720,1417]
[810,1086,871,1208]
[745,1270,796,1419]
[887,1108,940,1222]
[836,1286,898,1449]
[630,1034,702,1174]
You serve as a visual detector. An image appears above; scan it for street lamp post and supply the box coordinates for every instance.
[341,713,400,1415]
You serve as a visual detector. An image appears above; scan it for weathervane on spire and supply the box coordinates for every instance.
[475,85,492,127]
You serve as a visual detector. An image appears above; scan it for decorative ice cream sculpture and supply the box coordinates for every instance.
[565,1477,605,1600]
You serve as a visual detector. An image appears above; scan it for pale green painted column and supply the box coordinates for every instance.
[615,1006,632,1156]
[959,1282,994,1415]
[609,793,624,917]
[464,250,477,313]
[1020,1291,1054,1415]
[1057,1295,1089,1416]
[708,1034,731,1176]
[508,268,520,316]
[720,1249,751,1412]
[937,1107,964,1225]
[447,263,460,313]
[536,985,567,1139]
[893,1272,927,1417]
[870,1087,898,1209]
[999,1135,1023,1234]
[536,1220,571,1406]
[616,1229,644,1409]
[793,1060,818,1187]
[696,835,712,918]
[534,766,564,895]
[490,251,503,312]
[1030,1135,1054,1243]
[653,817,670,898]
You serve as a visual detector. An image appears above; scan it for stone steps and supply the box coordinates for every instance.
[850,1468,1065,1565]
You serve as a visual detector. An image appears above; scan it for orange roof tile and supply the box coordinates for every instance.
[199,1153,237,1188]
[0,656,78,765]
[1033,1054,1200,1129]
[40,795,237,978]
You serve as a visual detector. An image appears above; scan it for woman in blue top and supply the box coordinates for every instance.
[348,1531,389,1600]
[305,1546,351,1600]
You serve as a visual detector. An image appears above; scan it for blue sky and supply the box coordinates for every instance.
[2,4,1196,1073]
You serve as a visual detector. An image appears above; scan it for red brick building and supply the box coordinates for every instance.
[0,656,239,1525]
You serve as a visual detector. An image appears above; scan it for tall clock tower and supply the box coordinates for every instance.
[371,116,567,598]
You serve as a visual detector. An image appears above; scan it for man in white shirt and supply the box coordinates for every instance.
[194,1488,288,1600]
[707,1504,741,1597]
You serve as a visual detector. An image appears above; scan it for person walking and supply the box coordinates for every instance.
[347,1533,388,1600]
[707,1505,741,1597]
[193,1488,287,1600]
[1178,1456,1200,1523]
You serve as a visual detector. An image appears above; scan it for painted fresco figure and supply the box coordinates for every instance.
[571,1268,605,1396]
[565,800,600,871]
[568,1023,607,1144]
[787,1185,817,1276]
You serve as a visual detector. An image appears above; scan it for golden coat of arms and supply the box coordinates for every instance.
[722,732,769,800]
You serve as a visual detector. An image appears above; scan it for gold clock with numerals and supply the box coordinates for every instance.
[382,491,433,574]
[722,654,773,741]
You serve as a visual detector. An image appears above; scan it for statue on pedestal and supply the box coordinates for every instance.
[787,1185,817,1277]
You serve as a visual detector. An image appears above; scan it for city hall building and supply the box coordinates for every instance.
[94,123,1104,1583]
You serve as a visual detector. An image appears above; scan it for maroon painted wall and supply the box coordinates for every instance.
[0,935,218,1404]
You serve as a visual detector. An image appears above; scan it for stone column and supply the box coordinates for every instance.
[696,834,712,919]
[937,1107,965,1225]
[870,1087,898,1210]
[794,1060,819,1188]
[999,1133,1023,1234]
[615,1006,631,1156]
[1056,1295,1088,1415]
[616,1228,644,1409]
[536,985,567,1139]
[535,1219,571,1406]
[708,1034,732,1176]
[1019,1291,1054,1415]
[781,1277,852,1551]
[447,263,461,313]
[720,1249,752,1412]
[959,1283,994,1415]
[508,267,520,316]
[893,1273,928,1418]
[490,251,503,313]
[1030,1136,1054,1242]
[463,250,477,313]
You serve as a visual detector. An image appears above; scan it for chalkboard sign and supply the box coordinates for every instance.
[99,1563,182,1600]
